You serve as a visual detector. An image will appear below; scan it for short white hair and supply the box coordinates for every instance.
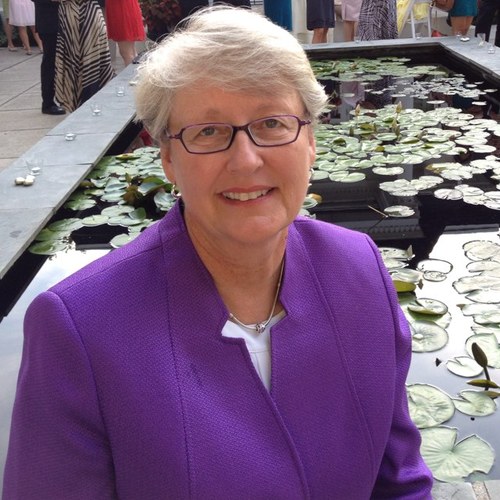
[134,6,327,141]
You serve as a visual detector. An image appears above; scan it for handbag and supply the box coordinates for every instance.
[432,0,455,12]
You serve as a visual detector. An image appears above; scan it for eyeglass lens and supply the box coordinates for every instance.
[180,115,302,153]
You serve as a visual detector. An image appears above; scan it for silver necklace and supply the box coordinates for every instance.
[229,259,284,334]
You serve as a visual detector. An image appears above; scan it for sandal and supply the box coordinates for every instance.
[8,46,18,52]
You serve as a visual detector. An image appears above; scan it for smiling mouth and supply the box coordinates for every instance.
[222,189,271,201]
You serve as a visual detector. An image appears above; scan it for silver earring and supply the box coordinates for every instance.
[170,184,181,199]
[309,167,314,179]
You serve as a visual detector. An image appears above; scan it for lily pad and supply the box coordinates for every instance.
[109,232,140,248]
[372,166,404,176]
[408,298,448,316]
[407,384,455,428]
[328,172,366,183]
[453,390,497,417]
[29,240,69,256]
[463,240,500,261]
[416,259,453,275]
[383,205,415,217]
[434,189,463,201]
[391,268,423,292]
[47,218,84,232]
[410,321,449,352]
[64,197,97,211]
[446,356,483,378]
[420,427,495,482]
[81,215,110,227]
[34,228,66,242]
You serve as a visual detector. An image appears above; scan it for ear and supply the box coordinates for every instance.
[307,127,316,167]
[160,141,175,183]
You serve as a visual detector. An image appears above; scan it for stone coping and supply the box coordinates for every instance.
[0,64,136,279]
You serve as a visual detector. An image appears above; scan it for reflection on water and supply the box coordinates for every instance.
[0,250,109,486]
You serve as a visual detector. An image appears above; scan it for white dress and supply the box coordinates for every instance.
[342,0,363,22]
[9,0,35,26]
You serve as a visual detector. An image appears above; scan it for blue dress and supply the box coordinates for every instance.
[264,0,292,31]
[449,0,478,17]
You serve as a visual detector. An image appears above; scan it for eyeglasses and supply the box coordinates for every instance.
[165,114,311,154]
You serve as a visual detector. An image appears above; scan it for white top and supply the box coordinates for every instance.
[221,312,285,391]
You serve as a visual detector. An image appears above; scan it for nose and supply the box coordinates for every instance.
[226,127,265,174]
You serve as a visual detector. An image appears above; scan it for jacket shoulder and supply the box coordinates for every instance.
[51,206,185,298]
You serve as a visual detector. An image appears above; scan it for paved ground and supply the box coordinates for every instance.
[0,47,124,174]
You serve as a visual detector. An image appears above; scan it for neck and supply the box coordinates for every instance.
[229,257,285,334]
[184,215,287,325]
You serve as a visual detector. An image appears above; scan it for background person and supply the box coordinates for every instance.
[3,7,433,498]
[342,0,362,41]
[32,0,65,115]
[54,0,114,112]
[449,0,478,39]
[475,0,500,45]
[9,0,42,54]
[358,0,398,40]
[105,0,145,66]
[264,0,293,30]
[307,0,335,43]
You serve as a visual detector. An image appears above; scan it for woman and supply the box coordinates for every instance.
[105,0,145,66]
[449,0,478,39]
[307,0,335,43]
[342,0,362,41]
[3,7,433,498]
[54,0,114,112]
[358,0,398,40]
[264,0,292,31]
[9,0,43,54]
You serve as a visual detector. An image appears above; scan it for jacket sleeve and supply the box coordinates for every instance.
[2,291,117,500]
[367,237,434,499]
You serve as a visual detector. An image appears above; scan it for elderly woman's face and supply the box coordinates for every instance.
[161,85,316,248]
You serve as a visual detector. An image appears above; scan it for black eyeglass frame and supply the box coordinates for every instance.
[165,114,312,155]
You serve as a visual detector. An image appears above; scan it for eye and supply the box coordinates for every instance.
[262,118,282,129]
[199,126,217,137]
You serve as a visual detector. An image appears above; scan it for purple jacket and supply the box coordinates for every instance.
[3,203,432,499]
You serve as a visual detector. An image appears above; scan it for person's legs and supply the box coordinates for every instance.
[18,25,31,53]
[451,16,472,36]
[475,0,497,40]
[39,32,59,110]
[343,20,357,41]
[312,27,329,43]
[461,16,474,36]
[2,16,16,50]
[117,40,136,66]
[29,26,43,52]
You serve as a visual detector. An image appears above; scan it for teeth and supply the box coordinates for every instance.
[223,189,269,201]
